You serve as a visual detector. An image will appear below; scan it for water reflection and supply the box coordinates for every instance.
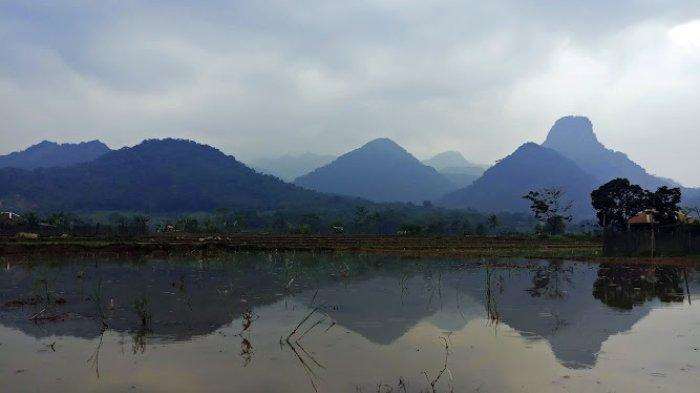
[1,255,698,392]
[593,264,688,309]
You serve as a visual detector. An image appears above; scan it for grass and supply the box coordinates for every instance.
[1,234,699,266]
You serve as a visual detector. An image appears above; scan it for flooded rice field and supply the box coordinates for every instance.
[0,254,698,392]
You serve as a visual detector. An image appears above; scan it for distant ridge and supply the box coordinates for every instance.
[542,116,679,190]
[0,139,360,212]
[251,152,336,182]
[295,138,455,203]
[441,142,598,218]
[0,140,111,169]
[423,151,487,188]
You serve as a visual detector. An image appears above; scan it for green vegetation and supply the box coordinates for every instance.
[1,205,544,237]
[591,178,683,232]
[522,187,572,235]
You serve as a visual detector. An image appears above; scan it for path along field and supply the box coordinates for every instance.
[0,234,603,259]
[2,234,699,266]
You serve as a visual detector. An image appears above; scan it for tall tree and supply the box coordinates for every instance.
[522,187,572,235]
[647,186,682,225]
[591,178,647,232]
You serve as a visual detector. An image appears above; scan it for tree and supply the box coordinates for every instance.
[647,186,682,225]
[685,206,700,221]
[21,211,40,230]
[591,178,647,232]
[108,213,129,235]
[129,215,150,236]
[487,214,499,233]
[522,188,572,235]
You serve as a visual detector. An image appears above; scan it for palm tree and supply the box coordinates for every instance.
[487,214,499,233]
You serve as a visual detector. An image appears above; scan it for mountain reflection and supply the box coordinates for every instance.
[0,255,697,371]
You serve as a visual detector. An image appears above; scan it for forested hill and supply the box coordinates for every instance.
[0,140,111,169]
[0,139,362,213]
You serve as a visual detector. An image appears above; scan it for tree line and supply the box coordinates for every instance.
[1,205,538,237]
[522,177,697,235]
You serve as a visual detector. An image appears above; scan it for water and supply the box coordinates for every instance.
[0,254,698,392]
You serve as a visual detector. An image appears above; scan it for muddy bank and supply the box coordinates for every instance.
[2,234,699,266]
[0,234,602,259]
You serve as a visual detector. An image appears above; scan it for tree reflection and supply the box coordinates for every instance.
[526,261,573,300]
[593,264,686,309]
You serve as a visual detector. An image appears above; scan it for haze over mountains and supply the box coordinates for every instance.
[250,153,336,182]
[294,138,456,203]
[423,151,487,188]
[0,140,111,169]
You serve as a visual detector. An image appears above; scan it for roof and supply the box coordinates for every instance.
[628,210,654,225]
[628,210,696,225]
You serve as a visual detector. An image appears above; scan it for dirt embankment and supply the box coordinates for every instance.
[0,234,602,259]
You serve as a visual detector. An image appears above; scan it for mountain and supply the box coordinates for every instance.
[0,140,111,169]
[294,138,455,203]
[251,152,336,182]
[441,142,598,218]
[689,194,700,208]
[0,139,357,212]
[423,150,483,172]
[423,151,487,188]
[542,116,679,190]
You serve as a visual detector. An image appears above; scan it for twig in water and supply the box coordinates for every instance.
[286,307,318,341]
[423,335,454,393]
[297,316,326,341]
[86,332,105,379]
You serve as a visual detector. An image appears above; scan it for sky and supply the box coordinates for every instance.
[1,1,699,186]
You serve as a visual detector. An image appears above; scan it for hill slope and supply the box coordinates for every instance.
[441,143,598,218]
[251,153,336,182]
[542,116,678,190]
[294,138,455,203]
[0,140,111,169]
[0,139,354,212]
[423,151,487,188]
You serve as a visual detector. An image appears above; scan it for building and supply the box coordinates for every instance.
[0,211,21,223]
[627,210,696,226]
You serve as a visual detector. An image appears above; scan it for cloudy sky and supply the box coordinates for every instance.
[1,1,699,185]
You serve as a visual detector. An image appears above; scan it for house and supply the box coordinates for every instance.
[0,211,21,223]
[628,210,654,225]
[628,210,695,226]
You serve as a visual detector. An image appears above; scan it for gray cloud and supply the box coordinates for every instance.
[1,1,700,185]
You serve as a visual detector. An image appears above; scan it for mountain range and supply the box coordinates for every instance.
[0,139,358,212]
[1,116,697,217]
[423,151,487,188]
[250,152,336,182]
[542,116,679,190]
[442,143,598,217]
[442,116,699,217]
[294,138,456,203]
[0,140,111,169]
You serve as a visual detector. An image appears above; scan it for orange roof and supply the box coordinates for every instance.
[628,211,654,225]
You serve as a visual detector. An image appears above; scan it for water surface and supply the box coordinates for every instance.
[1,254,698,392]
